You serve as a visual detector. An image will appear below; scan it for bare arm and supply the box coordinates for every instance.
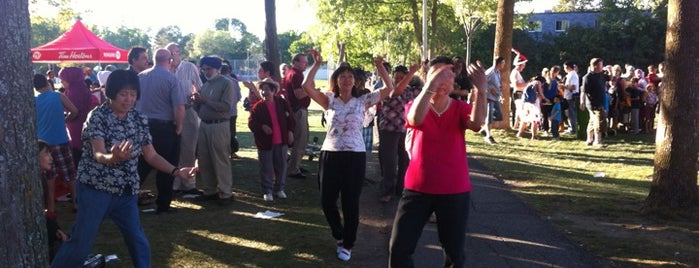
[375,57,395,100]
[407,65,455,126]
[142,144,196,178]
[466,62,488,131]
[59,93,78,121]
[174,105,184,135]
[579,77,587,111]
[390,63,419,98]
[302,49,329,109]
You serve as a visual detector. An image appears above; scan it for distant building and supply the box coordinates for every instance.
[525,10,601,39]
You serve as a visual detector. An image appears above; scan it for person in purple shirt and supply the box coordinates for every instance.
[59,67,93,166]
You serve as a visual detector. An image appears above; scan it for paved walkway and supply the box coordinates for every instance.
[364,156,604,267]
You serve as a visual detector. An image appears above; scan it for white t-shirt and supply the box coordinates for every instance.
[564,71,579,100]
[321,91,381,152]
[510,69,525,92]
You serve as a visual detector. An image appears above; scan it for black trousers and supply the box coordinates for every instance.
[229,116,239,153]
[138,121,180,212]
[318,151,366,249]
[389,190,471,268]
[379,130,408,196]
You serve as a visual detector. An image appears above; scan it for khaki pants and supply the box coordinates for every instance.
[197,121,233,198]
[174,108,200,191]
[288,108,308,175]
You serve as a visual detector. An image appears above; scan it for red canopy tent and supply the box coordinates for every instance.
[31,20,129,63]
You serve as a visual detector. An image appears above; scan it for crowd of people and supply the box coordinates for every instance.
[35,42,663,266]
[501,51,664,145]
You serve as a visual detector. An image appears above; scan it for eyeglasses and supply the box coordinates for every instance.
[201,67,214,72]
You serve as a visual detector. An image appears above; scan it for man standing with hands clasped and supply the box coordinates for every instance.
[193,56,236,205]
[580,58,608,147]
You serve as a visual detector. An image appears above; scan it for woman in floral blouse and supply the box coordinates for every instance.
[51,70,197,268]
[302,49,395,262]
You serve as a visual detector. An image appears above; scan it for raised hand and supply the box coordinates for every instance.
[110,140,133,162]
[467,60,487,93]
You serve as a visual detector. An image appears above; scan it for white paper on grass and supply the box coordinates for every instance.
[254,210,284,219]
[593,172,606,178]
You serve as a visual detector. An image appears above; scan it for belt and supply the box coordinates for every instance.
[201,119,227,124]
[148,118,174,125]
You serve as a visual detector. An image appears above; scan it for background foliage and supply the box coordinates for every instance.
[30,0,667,76]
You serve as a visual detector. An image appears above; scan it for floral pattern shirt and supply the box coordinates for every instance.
[378,87,417,133]
[321,91,381,152]
[77,103,152,196]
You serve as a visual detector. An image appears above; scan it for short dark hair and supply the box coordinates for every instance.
[105,69,140,100]
[494,56,505,65]
[563,61,574,69]
[33,74,49,89]
[393,65,408,74]
[220,64,231,75]
[259,61,277,77]
[429,56,454,67]
[127,46,147,65]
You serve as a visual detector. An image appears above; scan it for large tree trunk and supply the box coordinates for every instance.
[264,0,282,83]
[645,0,699,211]
[492,0,515,129]
[0,0,49,266]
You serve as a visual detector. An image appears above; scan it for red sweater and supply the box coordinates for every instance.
[248,96,295,150]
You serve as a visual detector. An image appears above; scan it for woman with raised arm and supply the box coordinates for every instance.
[302,49,394,262]
[388,56,487,268]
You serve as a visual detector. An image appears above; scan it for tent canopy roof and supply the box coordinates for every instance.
[31,20,129,63]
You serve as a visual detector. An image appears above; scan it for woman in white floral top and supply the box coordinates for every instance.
[51,70,197,268]
[302,49,395,262]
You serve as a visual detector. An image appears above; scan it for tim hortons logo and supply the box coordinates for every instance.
[58,51,93,60]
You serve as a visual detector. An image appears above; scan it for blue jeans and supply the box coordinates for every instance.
[51,182,151,268]
[566,98,578,132]
[389,190,470,268]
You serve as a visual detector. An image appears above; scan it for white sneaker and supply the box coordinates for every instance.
[337,247,351,261]
[275,191,287,199]
[263,193,273,201]
[336,240,343,253]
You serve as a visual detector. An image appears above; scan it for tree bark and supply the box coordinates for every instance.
[645,0,699,211]
[492,0,515,129]
[264,0,282,83]
[0,0,50,266]
[409,0,423,56]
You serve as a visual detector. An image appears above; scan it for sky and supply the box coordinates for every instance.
[31,0,316,38]
[31,0,554,39]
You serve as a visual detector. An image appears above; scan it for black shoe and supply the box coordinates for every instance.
[288,173,307,179]
[182,188,204,196]
[156,207,177,215]
[217,197,234,206]
[195,194,219,202]
[484,136,497,144]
